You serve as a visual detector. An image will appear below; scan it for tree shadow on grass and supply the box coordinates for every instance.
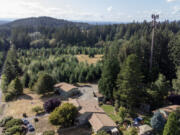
[40,92,62,102]
[18,94,33,100]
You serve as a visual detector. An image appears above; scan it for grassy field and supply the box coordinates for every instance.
[3,89,61,118]
[76,54,102,64]
[101,105,121,122]
[2,89,62,134]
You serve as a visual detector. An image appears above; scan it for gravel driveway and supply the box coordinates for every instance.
[78,84,98,101]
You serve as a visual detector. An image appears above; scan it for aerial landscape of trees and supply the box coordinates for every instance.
[0,17,180,134]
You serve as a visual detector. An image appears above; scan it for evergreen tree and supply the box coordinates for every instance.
[1,74,9,93]
[98,43,119,100]
[116,54,144,110]
[8,77,23,96]
[151,111,166,133]
[21,73,30,88]
[33,73,54,94]
[147,74,171,109]
[173,68,180,94]
[163,111,180,135]
[2,45,20,84]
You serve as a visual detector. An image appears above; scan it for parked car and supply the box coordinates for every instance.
[22,119,29,125]
[27,124,35,132]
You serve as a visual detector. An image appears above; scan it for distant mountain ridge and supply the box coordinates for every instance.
[0,16,89,28]
[0,21,10,25]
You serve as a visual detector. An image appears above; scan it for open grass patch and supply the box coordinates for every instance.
[76,54,102,64]
[101,105,121,122]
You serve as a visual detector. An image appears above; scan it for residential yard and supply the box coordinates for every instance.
[76,54,102,64]
[58,125,91,135]
[101,105,121,122]
[3,89,62,118]
[30,115,58,135]
[1,89,63,134]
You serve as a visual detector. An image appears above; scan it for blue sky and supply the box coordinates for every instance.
[0,0,180,22]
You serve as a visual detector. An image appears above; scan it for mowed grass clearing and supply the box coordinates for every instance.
[101,105,121,122]
[76,54,103,64]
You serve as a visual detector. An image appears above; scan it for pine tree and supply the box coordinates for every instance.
[151,111,166,132]
[8,77,23,96]
[163,112,180,135]
[116,54,144,110]
[22,73,30,88]
[98,43,119,100]
[173,68,180,94]
[2,45,20,84]
[33,73,54,94]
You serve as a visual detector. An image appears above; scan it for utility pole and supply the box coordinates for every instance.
[150,14,159,72]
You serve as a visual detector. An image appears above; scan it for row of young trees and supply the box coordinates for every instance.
[0,45,103,101]
[20,54,102,90]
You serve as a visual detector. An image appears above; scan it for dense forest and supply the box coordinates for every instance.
[0,17,180,105]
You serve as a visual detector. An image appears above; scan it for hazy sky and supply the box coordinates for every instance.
[0,0,180,22]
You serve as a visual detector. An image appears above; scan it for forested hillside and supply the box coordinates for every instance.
[0,17,180,104]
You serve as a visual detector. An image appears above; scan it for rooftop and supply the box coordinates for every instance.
[89,112,117,132]
[73,99,117,132]
[153,105,180,113]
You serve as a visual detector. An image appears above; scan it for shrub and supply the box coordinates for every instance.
[0,116,13,127]
[96,130,109,135]
[22,113,27,118]
[119,107,128,122]
[43,130,55,135]
[124,127,138,135]
[32,106,44,114]
[44,98,61,113]
[0,117,25,135]
[4,92,14,102]
[150,111,166,132]
[34,118,39,122]
[49,103,78,127]
[5,125,26,135]
[5,119,23,129]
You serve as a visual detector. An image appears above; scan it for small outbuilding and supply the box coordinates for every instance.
[54,82,79,98]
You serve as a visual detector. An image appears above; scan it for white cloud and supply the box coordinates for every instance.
[172,6,180,14]
[107,6,113,12]
[166,0,176,2]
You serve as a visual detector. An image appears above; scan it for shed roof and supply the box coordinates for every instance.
[89,112,117,132]
[153,105,180,114]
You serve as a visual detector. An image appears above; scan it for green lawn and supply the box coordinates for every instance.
[101,105,121,122]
